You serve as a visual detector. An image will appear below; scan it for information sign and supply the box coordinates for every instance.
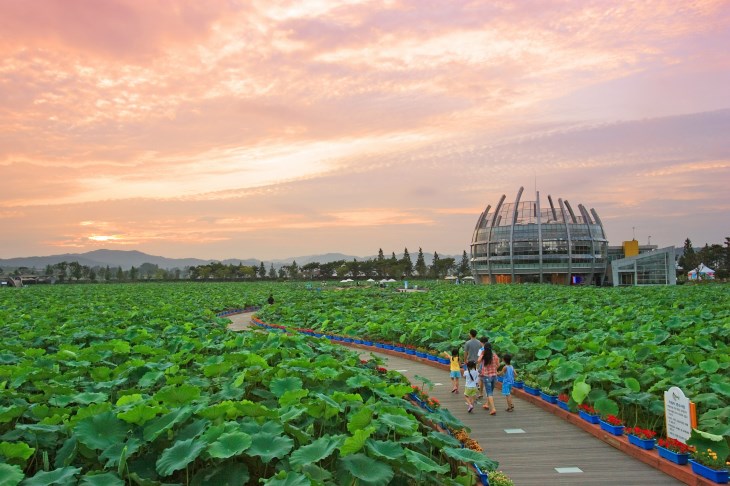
[664,386,697,443]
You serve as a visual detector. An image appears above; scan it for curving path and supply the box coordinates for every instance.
[226,313,681,486]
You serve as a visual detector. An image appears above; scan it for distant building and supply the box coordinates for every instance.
[470,187,675,286]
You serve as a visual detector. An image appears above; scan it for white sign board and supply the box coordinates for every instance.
[664,386,694,443]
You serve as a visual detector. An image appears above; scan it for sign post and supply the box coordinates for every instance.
[664,386,697,443]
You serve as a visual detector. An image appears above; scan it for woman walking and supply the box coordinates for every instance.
[480,342,499,415]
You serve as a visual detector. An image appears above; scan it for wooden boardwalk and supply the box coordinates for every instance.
[228,314,681,485]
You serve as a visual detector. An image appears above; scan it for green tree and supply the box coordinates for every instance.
[430,252,440,278]
[458,250,471,276]
[415,248,427,278]
[258,262,266,278]
[678,238,698,273]
[116,267,124,281]
[70,261,82,281]
[129,266,138,280]
[269,263,277,279]
[401,248,413,277]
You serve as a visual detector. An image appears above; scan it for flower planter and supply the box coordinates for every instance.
[628,434,655,451]
[415,352,427,358]
[656,445,688,465]
[599,420,624,436]
[393,346,405,353]
[539,392,558,404]
[405,349,416,355]
[557,400,570,411]
[427,355,439,362]
[438,357,450,365]
[343,338,353,343]
[497,376,504,383]
[375,343,384,348]
[363,340,373,346]
[513,381,524,389]
[579,410,600,424]
[383,344,394,350]
[523,385,540,396]
[689,460,729,484]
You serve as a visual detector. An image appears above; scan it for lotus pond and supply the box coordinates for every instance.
[0,284,494,485]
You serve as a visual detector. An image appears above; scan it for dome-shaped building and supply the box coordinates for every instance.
[470,187,608,284]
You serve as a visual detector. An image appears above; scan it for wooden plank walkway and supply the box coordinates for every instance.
[228,314,681,486]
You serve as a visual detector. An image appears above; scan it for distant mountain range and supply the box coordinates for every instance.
[0,249,458,271]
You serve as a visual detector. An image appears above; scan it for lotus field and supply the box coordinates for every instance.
[0,284,494,485]
[256,282,730,437]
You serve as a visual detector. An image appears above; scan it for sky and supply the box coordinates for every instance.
[1,0,729,261]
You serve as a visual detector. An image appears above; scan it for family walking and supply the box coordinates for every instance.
[460,329,516,414]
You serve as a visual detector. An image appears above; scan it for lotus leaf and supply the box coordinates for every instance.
[156,438,206,476]
[206,432,252,459]
[571,381,590,404]
[365,439,405,460]
[0,463,24,486]
[261,471,311,486]
[74,412,128,450]
[339,453,394,486]
[593,397,619,417]
[153,384,201,406]
[442,447,498,470]
[247,433,294,463]
[100,439,142,468]
[339,427,374,456]
[624,378,640,392]
[289,435,343,468]
[0,441,35,464]
[279,389,309,407]
[53,437,77,469]
[190,462,249,486]
[142,406,193,442]
[403,449,450,474]
[21,466,81,486]
[79,472,124,486]
[347,407,373,433]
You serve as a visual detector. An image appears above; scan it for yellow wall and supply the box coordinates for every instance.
[623,239,639,257]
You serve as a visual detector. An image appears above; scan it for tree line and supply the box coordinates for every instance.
[678,237,730,279]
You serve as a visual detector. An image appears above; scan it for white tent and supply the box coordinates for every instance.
[688,263,715,280]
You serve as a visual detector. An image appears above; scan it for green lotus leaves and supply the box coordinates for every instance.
[535,349,551,359]
[21,466,81,486]
[624,377,640,392]
[153,384,201,406]
[0,441,35,465]
[260,471,311,486]
[246,433,294,463]
[206,432,252,459]
[79,472,124,486]
[403,448,450,474]
[442,447,498,471]
[289,435,344,468]
[74,412,129,450]
[366,439,405,460]
[571,380,591,404]
[339,453,394,486]
[347,407,373,433]
[0,463,24,486]
[143,406,194,442]
[701,359,722,374]
[156,438,206,476]
[190,462,250,486]
[340,428,374,456]
[594,397,619,417]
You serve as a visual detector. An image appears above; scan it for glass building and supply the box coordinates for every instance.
[470,187,609,285]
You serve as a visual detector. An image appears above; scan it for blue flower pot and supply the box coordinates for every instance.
[513,381,524,389]
[523,385,540,396]
[497,376,504,383]
[343,338,353,343]
[363,340,373,346]
[579,410,600,424]
[657,445,688,464]
[689,460,729,484]
[628,434,655,450]
[375,343,384,348]
[415,352,426,358]
[557,400,570,411]
[405,349,416,355]
[599,420,624,436]
[393,346,405,352]
[540,392,558,404]
[383,345,394,350]
[427,355,439,362]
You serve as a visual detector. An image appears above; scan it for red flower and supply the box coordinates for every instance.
[376,367,388,373]
[558,393,570,403]
[605,415,623,426]
[627,427,657,440]
[658,437,692,454]
[578,403,597,415]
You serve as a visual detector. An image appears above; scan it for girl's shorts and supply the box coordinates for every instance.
[464,387,478,397]
[502,383,512,396]
[450,371,460,378]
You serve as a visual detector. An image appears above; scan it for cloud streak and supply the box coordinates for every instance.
[0,0,728,259]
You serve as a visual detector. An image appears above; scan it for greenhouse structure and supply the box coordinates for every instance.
[470,187,675,286]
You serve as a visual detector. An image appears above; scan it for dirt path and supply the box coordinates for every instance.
[225,311,256,331]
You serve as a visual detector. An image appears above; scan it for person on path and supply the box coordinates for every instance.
[476,335,489,398]
[498,353,516,412]
[267,293,274,305]
[464,329,481,369]
[480,342,499,415]
[442,348,461,393]
[463,360,479,413]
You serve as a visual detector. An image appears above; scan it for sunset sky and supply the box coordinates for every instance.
[2,0,729,261]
